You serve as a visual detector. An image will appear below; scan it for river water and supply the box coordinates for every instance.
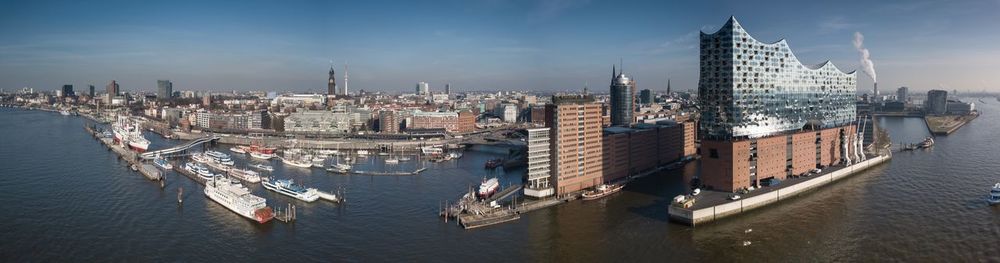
[1,102,998,261]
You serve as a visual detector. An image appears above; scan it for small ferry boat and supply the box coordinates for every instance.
[421,146,443,155]
[230,146,247,154]
[250,163,274,172]
[384,158,399,164]
[325,163,352,174]
[262,178,319,202]
[153,156,173,170]
[281,156,312,168]
[228,168,262,183]
[59,110,71,116]
[989,183,1000,205]
[356,150,370,156]
[582,183,625,200]
[204,176,274,224]
[191,152,212,163]
[205,150,235,166]
[184,162,216,181]
[478,177,499,199]
[918,137,935,148]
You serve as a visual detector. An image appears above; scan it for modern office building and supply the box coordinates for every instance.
[105,80,120,102]
[416,82,430,95]
[524,127,554,198]
[609,66,635,127]
[545,95,604,195]
[157,80,173,101]
[88,85,95,97]
[896,86,909,102]
[445,83,451,95]
[925,90,948,115]
[946,100,975,115]
[496,103,517,123]
[639,89,652,104]
[61,85,74,97]
[698,17,860,192]
[379,110,400,134]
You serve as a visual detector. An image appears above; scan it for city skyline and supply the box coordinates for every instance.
[2,1,1000,93]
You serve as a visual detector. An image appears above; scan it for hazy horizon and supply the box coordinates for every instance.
[3,0,999,93]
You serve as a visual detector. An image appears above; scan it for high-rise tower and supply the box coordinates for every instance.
[609,65,635,127]
[342,62,349,96]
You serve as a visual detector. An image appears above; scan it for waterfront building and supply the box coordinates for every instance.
[639,89,652,105]
[896,86,909,102]
[698,17,859,192]
[409,110,474,133]
[524,127,554,198]
[926,90,948,115]
[600,121,697,182]
[545,95,604,195]
[416,82,430,95]
[609,66,636,127]
[946,100,974,115]
[157,80,173,101]
[379,110,400,134]
[284,110,366,134]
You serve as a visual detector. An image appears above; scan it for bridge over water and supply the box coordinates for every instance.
[138,135,220,160]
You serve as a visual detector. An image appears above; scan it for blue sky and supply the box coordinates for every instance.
[2,0,999,93]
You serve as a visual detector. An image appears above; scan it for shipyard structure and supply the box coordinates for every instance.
[698,17,864,192]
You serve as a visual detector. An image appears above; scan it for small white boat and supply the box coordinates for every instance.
[251,163,274,172]
[989,183,1000,205]
[325,163,352,174]
[250,151,275,160]
[153,156,173,170]
[384,158,399,164]
[228,168,262,183]
[356,150,370,156]
[262,178,319,202]
[230,147,247,154]
[281,156,312,168]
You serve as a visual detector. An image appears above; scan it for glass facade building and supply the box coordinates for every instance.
[698,17,857,140]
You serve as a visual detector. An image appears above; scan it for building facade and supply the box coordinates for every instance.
[328,65,337,96]
[896,86,909,102]
[284,110,365,134]
[639,89,652,104]
[609,66,635,127]
[925,90,948,115]
[698,17,860,192]
[416,82,430,95]
[545,95,604,195]
[410,110,474,133]
[157,80,173,101]
[379,110,400,134]
[524,127,554,198]
[61,85,74,97]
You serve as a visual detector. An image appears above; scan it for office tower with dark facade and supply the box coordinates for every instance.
[925,90,948,115]
[106,80,120,96]
[88,85,95,97]
[609,66,635,127]
[61,85,74,97]
[157,80,173,101]
[698,17,860,192]
[896,86,909,102]
[545,95,604,195]
[639,89,652,104]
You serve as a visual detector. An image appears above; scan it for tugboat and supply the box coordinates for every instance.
[484,159,503,169]
[581,183,625,200]
[989,183,1000,205]
[918,137,935,148]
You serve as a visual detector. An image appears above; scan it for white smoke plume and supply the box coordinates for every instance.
[853,32,876,83]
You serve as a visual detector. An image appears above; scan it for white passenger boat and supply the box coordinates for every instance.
[191,152,212,163]
[184,162,216,181]
[228,168,262,183]
[250,151,275,160]
[281,156,312,168]
[204,176,274,223]
[262,178,319,202]
[325,163,352,174]
[251,163,274,172]
[153,156,173,170]
[989,183,1000,205]
[230,146,247,154]
[205,150,235,166]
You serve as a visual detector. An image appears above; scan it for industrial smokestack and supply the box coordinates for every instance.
[853,32,877,97]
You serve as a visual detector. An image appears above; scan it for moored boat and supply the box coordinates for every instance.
[204,176,274,223]
[230,146,247,154]
[153,156,173,170]
[989,183,1000,205]
[918,137,935,148]
[262,178,319,202]
[250,163,274,172]
[325,163,352,174]
[205,150,235,166]
[228,168,262,183]
[184,162,216,181]
[581,183,625,200]
[478,177,499,199]
[250,151,275,160]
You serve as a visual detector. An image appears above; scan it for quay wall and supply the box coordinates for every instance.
[669,154,891,226]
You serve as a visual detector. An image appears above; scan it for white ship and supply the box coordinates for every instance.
[205,150,235,166]
[184,162,216,181]
[325,163,352,174]
[262,178,319,202]
[204,177,274,224]
[250,151,275,160]
[989,183,1000,205]
[251,163,274,172]
[112,115,150,152]
[228,168,262,183]
[153,156,173,170]
[478,177,499,198]
[230,146,247,154]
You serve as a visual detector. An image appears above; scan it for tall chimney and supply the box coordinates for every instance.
[873,82,879,101]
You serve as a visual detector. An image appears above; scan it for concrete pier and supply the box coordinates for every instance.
[668,154,891,226]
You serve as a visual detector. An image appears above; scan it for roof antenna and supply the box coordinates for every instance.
[619,57,623,75]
